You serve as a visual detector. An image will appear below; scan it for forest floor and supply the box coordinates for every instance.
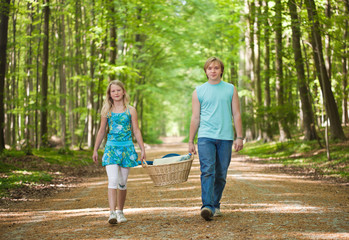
[0,137,348,240]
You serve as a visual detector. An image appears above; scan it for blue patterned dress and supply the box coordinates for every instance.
[102,109,138,167]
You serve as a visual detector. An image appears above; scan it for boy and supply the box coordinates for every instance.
[189,57,243,221]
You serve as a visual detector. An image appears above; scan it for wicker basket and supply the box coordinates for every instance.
[142,155,194,187]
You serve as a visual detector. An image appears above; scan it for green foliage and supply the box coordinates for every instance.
[143,131,163,144]
[3,0,348,148]
[0,170,52,196]
[0,161,17,173]
[0,149,96,198]
[240,140,349,180]
[32,148,93,166]
[0,153,53,198]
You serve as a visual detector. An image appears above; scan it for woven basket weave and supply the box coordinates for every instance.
[142,155,194,187]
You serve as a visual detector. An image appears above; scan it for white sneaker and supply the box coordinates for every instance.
[108,211,117,224]
[214,208,223,217]
[116,211,127,223]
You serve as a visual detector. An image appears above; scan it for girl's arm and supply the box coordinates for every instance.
[129,106,146,161]
[92,116,108,164]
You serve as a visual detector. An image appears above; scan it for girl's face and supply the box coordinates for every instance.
[206,61,222,81]
[110,84,125,102]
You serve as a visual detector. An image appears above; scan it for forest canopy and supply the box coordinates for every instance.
[0,0,347,151]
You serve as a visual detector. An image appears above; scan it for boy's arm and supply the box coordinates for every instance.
[189,90,200,155]
[232,87,243,152]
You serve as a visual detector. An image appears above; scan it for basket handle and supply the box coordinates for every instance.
[141,159,148,168]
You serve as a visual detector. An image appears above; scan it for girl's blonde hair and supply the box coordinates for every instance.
[101,80,130,117]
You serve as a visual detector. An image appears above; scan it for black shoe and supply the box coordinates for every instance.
[201,207,213,221]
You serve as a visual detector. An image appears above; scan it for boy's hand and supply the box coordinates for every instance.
[189,142,196,155]
[234,139,243,152]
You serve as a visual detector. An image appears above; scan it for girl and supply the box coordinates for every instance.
[92,80,146,224]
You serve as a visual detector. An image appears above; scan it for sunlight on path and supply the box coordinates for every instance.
[1,147,348,240]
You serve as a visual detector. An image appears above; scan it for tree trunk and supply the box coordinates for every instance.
[275,0,291,141]
[305,0,346,140]
[242,0,256,140]
[35,2,41,148]
[255,0,262,140]
[40,0,50,147]
[24,1,34,153]
[325,0,332,80]
[88,0,96,148]
[0,0,11,151]
[74,0,81,145]
[51,21,57,137]
[248,0,256,139]
[66,14,75,146]
[59,0,67,147]
[343,0,349,126]
[109,1,117,81]
[288,0,317,140]
[262,0,273,141]
[10,0,18,146]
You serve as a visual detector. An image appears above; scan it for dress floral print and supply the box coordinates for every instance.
[102,109,138,167]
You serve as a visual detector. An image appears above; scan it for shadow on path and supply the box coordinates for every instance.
[1,138,348,239]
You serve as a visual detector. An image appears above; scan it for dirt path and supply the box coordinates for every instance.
[1,140,349,239]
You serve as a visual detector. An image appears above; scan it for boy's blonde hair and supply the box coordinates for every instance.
[101,80,130,117]
[203,57,224,79]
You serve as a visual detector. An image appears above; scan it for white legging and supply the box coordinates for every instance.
[105,164,130,190]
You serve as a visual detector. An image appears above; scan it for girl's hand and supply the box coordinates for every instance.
[92,151,99,164]
[141,150,146,162]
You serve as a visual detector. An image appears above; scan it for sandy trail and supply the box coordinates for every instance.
[1,139,348,239]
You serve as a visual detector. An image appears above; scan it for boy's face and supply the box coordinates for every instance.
[205,61,222,81]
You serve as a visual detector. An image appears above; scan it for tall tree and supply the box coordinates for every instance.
[59,0,67,147]
[262,0,273,141]
[305,0,346,140]
[325,0,332,80]
[10,0,18,146]
[288,0,317,140]
[255,0,262,140]
[275,0,291,141]
[73,0,82,145]
[246,0,256,139]
[87,0,96,148]
[40,0,50,147]
[25,1,35,152]
[108,1,117,81]
[0,0,11,151]
[343,0,349,126]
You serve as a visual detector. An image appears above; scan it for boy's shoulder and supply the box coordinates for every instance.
[196,81,209,89]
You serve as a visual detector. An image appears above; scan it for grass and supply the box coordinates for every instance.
[0,148,96,198]
[33,148,93,166]
[0,170,52,192]
[240,139,349,181]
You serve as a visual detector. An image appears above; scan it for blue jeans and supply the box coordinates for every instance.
[198,137,233,213]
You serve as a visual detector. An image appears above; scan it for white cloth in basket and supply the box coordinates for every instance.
[153,154,191,166]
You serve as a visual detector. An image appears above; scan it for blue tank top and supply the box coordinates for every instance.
[105,109,133,146]
[196,81,234,140]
